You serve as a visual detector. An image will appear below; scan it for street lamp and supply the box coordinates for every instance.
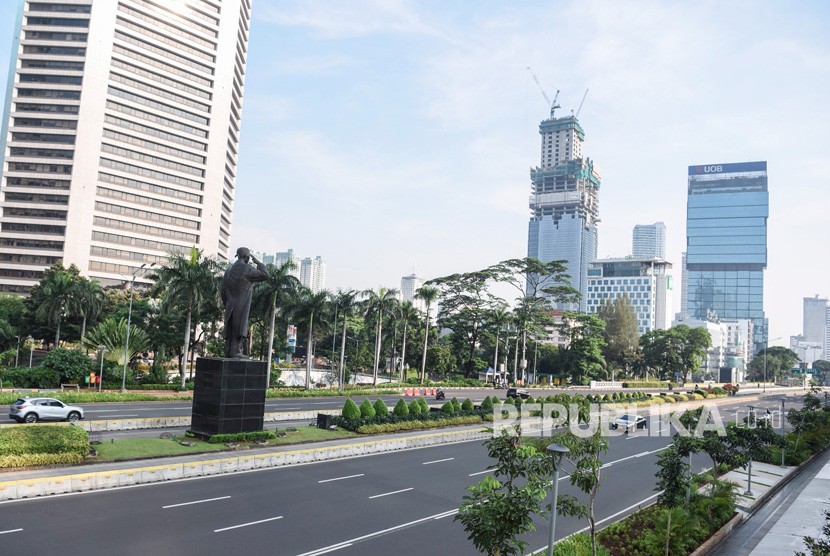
[744,404,757,496]
[780,397,787,467]
[98,346,108,393]
[27,336,33,367]
[14,335,20,368]
[122,262,154,393]
[546,443,570,556]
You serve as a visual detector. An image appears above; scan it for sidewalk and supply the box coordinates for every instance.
[711,448,830,555]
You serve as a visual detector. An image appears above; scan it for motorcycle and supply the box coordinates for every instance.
[435,389,445,400]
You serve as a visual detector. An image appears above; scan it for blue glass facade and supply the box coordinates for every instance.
[686,161,768,354]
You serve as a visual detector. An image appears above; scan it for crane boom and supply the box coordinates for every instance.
[527,66,560,118]
[575,88,589,118]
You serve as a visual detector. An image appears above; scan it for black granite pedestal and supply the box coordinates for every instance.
[187,357,267,440]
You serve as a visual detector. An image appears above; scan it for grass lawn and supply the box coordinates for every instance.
[91,426,356,462]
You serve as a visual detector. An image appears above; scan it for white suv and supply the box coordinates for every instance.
[9,397,84,423]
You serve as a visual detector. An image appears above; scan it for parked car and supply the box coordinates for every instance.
[9,397,84,423]
[506,387,530,400]
[611,414,647,431]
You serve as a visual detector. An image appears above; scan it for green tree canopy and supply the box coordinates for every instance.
[596,295,639,373]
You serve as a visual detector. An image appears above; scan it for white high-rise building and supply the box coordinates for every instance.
[400,273,425,312]
[300,256,326,293]
[586,257,673,335]
[632,222,666,259]
[0,0,252,291]
[273,249,301,278]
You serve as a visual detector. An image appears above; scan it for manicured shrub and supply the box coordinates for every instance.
[373,399,389,417]
[462,398,474,412]
[393,398,410,417]
[208,431,276,444]
[356,415,483,434]
[417,397,429,413]
[41,348,93,384]
[342,398,361,419]
[0,425,89,458]
[480,396,493,411]
[526,395,535,404]
[360,399,376,419]
[0,367,60,389]
[409,399,422,415]
[441,401,456,414]
[451,397,462,412]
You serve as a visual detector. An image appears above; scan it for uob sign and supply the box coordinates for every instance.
[703,165,723,173]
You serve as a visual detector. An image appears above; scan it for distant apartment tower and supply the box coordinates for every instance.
[273,249,300,278]
[632,222,666,259]
[795,295,829,362]
[400,273,425,312]
[526,107,601,312]
[300,256,326,293]
[586,257,673,335]
[0,0,253,291]
[685,162,768,354]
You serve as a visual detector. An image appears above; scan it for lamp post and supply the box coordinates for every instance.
[14,335,20,367]
[546,443,570,556]
[780,396,787,467]
[98,346,107,393]
[27,336,33,367]
[744,403,757,496]
[122,262,153,393]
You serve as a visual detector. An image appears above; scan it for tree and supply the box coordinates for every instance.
[72,277,105,343]
[415,285,439,384]
[554,429,609,556]
[557,313,606,384]
[28,262,82,347]
[152,247,223,386]
[396,300,419,382]
[252,260,300,384]
[456,428,558,556]
[83,317,150,367]
[362,287,399,386]
[596,296,639,374]
[288,287,330,389]
[747,346,800,382]
[655,445,691,556]
[334,289,359,390]
[41,347,92,384]
[811,360,830,385]
[641,325,710,383]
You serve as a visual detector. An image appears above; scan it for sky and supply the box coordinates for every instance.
[0,0,828,344]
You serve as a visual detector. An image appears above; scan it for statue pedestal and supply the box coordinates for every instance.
[187,357,267,440]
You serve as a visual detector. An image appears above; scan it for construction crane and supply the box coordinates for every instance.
[527,66,560,118]
[574,88,589,119]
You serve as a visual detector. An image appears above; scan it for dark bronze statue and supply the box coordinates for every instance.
[221,247,268,358]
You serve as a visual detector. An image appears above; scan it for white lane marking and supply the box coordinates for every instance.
[296,508,458,556]
[318,474,364,483]
[422,457,454,465]
[368,487,413,499]
[0,528,22,535]
[469,469,495,477]
[214,515,283,533]
[163,496,231,509]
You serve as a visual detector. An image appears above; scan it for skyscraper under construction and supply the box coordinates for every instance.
[526,104,601,312]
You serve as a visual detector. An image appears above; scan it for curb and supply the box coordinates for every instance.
[0,427,490,502]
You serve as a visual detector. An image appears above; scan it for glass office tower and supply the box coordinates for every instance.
[685,161,768,354]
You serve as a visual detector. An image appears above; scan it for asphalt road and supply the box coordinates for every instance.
[0,394,804,555]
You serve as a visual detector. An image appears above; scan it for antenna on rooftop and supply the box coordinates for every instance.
[527,66,560,118]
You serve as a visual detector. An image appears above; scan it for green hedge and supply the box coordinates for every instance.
[0,425,89,457]
[0,452,84,469]
[206,431,276,444]
[266,388,401,398]
[622,381,669,389]
[357,415,483,434]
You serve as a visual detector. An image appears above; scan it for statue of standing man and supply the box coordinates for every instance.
[221,247,268,358]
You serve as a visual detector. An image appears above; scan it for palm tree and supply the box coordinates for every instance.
[489,306,512,381]
[362,287,399,387]
[35,266,77,347]
[288,287,330,389]
[397,301,419,382]
[73,277,105,342]
[83,317,151,367]
[253,261,301,385]
[415,285,439,385]
[334,289,359,391]
[152,247,222,386]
